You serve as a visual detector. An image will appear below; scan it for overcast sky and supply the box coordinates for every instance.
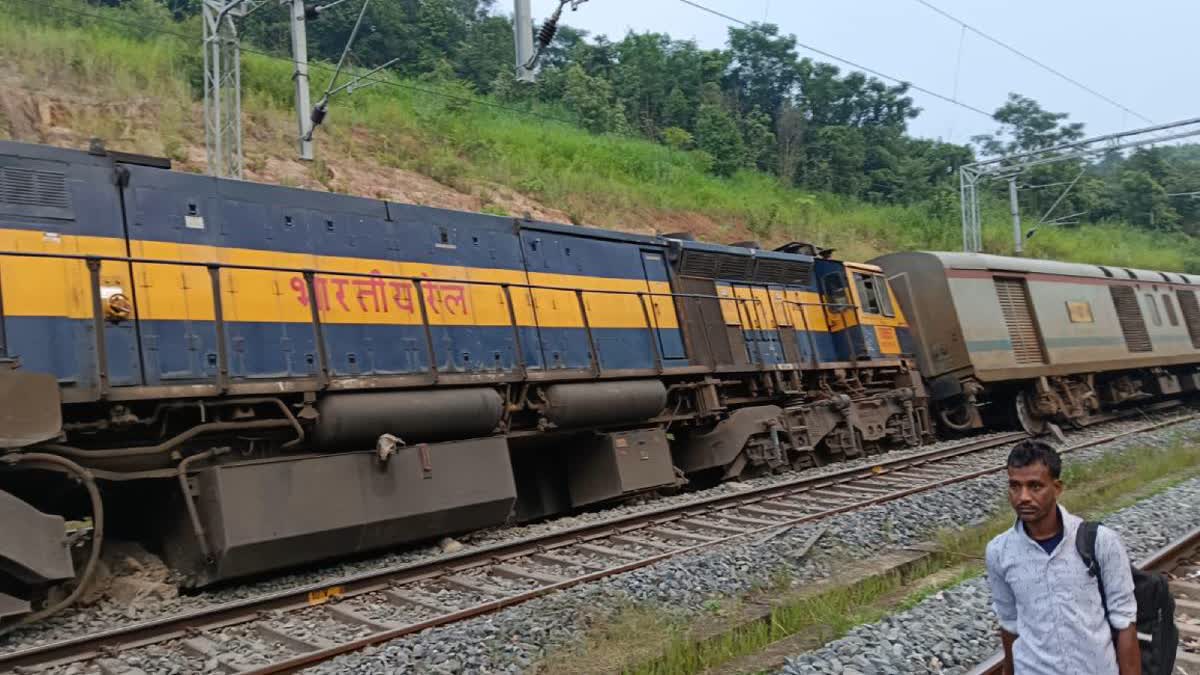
[524,0,1194,145]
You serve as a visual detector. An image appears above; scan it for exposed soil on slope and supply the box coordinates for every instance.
[0,76,759,244]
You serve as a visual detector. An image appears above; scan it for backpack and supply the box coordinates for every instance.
[1076,521,1178,675]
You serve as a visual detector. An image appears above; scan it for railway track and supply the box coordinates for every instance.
[967,523,1200,675]
[2,412,1195,675]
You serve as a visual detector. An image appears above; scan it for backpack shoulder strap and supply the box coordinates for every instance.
[1075,520,1109,615]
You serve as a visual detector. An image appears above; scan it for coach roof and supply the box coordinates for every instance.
[919,251,1200,286]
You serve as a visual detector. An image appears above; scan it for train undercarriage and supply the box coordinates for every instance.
[0,363,929,629]
[933,365,1200,436]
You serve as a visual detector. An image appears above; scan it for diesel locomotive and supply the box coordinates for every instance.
[0,140,929,624]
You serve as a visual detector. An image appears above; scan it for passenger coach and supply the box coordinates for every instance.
[875,251,1200,434]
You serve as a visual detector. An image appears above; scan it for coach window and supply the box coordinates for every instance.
[1145,294,1163,326]
[1162,294,1180,326]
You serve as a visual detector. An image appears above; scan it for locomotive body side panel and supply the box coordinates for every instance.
[671,240,826,368]
[0,145,138,393]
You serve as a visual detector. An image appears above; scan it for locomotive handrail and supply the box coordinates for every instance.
[0,248,785,390]
[0,248,772,302]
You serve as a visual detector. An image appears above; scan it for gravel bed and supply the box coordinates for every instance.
[269,607,374,645]
[299,416,1200,675]
[777,476,1200,675]
[346,592,435,626]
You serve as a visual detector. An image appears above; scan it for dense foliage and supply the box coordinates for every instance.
[35,0,1200,243]
[205,0,1200,236]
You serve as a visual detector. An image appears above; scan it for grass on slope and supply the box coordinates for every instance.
[2,0,1199,271]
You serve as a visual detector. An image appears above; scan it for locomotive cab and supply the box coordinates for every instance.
[819,262,911,363]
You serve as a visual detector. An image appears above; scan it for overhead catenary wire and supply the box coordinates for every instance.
[909,0,1155,125]
[674,0,996,119]
[12,0,583,128]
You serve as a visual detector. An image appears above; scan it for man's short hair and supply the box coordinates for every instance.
[1006,439,1062,479]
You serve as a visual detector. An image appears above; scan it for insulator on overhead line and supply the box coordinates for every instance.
[536,17,559,49]
[310,101,328,127]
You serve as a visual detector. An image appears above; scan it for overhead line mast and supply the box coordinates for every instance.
[202,0,263,178]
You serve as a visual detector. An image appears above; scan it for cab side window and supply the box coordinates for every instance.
[876,276,896,317]
[823,273,850,308]
[855,274,881,314]
[854,273,895,317]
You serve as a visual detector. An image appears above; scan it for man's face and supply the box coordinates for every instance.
[1007,461,1062,523]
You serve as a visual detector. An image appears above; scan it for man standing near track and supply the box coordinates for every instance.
[984,440,1141,675]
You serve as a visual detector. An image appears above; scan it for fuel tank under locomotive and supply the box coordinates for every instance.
[167,381,673,586]
[312,388,506,450]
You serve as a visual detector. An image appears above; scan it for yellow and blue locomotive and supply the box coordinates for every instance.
[0,140,928,621]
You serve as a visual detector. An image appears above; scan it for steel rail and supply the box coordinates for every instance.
[0,431,1020,671]
[966,511,1200,674]
[246,412,1199,675]
[4,410,1192,673]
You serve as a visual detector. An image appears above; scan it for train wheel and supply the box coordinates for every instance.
[1015,391,1047,436]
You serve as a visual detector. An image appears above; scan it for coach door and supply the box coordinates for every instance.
[640,250,685,362]
[820,268,858,362]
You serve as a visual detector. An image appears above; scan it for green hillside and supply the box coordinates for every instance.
[2,0,1198,271]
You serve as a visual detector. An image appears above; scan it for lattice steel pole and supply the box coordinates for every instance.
[203,0,250,178]
[960,166,982,252]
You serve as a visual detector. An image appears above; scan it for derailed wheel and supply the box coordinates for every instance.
[1014,391,1048,436]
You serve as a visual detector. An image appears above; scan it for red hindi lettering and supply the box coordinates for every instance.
[421,281,440,315]
[353,270,388,313]
[388,281,415,315]
[328,277,351,311]
[290,277,309,307]
[440,283,469,315]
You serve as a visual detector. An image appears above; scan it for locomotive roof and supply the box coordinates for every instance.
[671,238,817,264]
[918,251,1200,286]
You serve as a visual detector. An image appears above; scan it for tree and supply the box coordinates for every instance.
[455,14,513,92]
[972,93,1085,157]
[694,103,746,177]
[774,103,806,186]
[1116,170,1179,229]
[740,107,775,172]
[562,64,628,134]
[723,24,799,119]
[794,60,917,130]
